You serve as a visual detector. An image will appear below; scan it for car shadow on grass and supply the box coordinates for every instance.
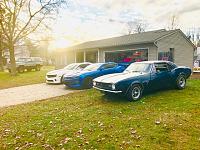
[100,87,178,103]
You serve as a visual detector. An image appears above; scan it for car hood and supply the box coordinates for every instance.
[64,70,91,77]
[47,69,74,75]
[94,72,146,84]
[16,61,24,64]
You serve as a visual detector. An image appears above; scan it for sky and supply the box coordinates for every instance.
[49,0,200,49]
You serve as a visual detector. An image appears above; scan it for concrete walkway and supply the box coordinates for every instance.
[0,83,74,108]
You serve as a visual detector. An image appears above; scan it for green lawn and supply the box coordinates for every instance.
[0,66,54,89]
[0,79,199,149]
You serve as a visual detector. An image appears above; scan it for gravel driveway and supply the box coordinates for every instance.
[0,83,75,108]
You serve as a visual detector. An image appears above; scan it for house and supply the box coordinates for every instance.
[54,29,195,69]
[3,45,30,62]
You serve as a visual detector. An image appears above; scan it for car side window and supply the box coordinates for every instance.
[27,58,32,62]
[154,63,169,73]
[102,63,117,69]
[167,62,177,70]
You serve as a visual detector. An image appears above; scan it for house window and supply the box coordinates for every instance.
[86,51,97,63]
[158,48,174,62]
[76,52,84,63]
[105,49,148,63]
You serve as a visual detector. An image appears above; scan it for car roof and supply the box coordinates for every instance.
[76,62,92,65]
[134,60,171,64]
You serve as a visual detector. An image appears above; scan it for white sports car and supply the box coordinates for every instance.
[46,63,91,84]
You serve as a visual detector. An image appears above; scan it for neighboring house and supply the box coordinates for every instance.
[54,29,195,69]
[197,47,200,58]
[3,45,30,62]
[194,47,200,71]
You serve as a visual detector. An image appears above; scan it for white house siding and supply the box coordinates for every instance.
[55,51,76,69]
[156,31,194,68]
[66,51,76,65]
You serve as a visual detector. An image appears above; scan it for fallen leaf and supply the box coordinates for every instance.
[155,120,161,125]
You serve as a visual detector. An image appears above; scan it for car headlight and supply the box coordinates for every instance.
[111,84,115,90]
[93,81,96,86]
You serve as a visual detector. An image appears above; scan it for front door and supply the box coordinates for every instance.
[149,63,172,90]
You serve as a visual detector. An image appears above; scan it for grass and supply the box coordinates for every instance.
[0,79,199,149]
[0,66,54,89]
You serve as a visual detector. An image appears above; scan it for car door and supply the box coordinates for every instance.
[149,63,173,90]
[26,58,33,67]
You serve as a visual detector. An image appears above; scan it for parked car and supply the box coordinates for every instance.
[7,57,43,73]
[46,62,91,84]
[93,61,192,101]
[63,62,126,89]
[193,59,200,73]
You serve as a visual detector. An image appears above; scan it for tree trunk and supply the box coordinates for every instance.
[9,43,17,76]
[0,50,4,72]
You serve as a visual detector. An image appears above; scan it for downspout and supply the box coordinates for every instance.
[97,49,100,63]
[153,41,158,60]
[84,50,86,62]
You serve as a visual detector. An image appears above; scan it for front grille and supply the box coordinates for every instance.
[64,77,73,80]
[63,77,79,85]
[47,75,57,78]
[95,82,112,90]
[47,79,54,82]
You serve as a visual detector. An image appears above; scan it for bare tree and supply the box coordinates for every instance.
[0,40,4,72]
[126,18,147,34]
[167,14,179,30]
[0,33,5,72]
[0,7,5,71]
[0,0,65,75]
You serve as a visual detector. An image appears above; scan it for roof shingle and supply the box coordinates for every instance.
[69,29,180,50]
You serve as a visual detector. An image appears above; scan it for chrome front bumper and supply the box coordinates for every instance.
[93,86,122,93]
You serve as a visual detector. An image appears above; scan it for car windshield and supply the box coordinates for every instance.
[17,58,30,62]
[76,64,90,70]
[125,63,151,73]
[83,63,102,71]
[64,64,78,70]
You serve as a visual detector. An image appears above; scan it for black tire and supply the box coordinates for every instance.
[60,75,64,84]
[18,66,24,73]
[176,75,186,90]
[27,68,32,72]
[127,84,143,101]
[35,65,41,71]
[82,77,93,89]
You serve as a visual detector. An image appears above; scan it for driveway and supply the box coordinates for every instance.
[0,83,75,108]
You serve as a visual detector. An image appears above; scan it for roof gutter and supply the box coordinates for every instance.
[69,41,155,51]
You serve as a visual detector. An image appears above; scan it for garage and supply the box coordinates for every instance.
[104,49,148,63]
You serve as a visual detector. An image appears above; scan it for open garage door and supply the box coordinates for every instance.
[105,49,148,63]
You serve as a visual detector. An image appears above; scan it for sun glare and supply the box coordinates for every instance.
[50,38,74,50]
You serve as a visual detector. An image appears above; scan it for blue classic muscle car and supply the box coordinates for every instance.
[93,61,192,101]
[63,62,126,89]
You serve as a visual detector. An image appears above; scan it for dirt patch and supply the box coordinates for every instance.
[191,73,200,79]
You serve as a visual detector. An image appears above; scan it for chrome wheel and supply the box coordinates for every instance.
[176,75,186,90]
[178,77,185,88]
[127,84,142,101]
[131,86,141,99]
